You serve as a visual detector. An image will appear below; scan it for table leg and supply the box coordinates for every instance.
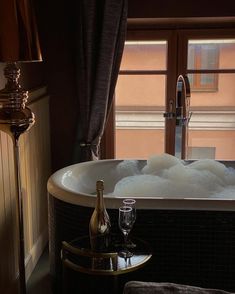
[113,276,119,294]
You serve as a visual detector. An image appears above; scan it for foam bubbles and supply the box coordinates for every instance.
[113,174,210,198]
[142,153,182,175]
[112,154,235,199]
[224,167,235,185]
[116,160,141,178]
[164,164,223,191]
[187,159,227,180]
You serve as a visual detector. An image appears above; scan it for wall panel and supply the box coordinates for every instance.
[0,87,51,293]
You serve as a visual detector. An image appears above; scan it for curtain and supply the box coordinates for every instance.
[73,0,128,163]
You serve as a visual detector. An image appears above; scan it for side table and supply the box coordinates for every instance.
[61,234,152,294]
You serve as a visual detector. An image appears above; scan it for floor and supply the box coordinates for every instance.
[26,246,128,294]
[27,246,52,294]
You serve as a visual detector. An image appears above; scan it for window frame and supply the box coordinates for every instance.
[101,24,235,160]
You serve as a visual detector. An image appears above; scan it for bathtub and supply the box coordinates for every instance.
[47,159,235,293]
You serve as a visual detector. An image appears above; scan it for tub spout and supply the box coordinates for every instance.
[175,75,191,159]
[164,75,191,159]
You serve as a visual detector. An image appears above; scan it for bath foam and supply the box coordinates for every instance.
[112,154,235,198]
[116,159,141,177]
[142,153,182,175]
[187,159,227,179]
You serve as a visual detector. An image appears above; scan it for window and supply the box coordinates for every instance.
[115,39,168,159]
[188,42,219,91]
[102,27,235,161]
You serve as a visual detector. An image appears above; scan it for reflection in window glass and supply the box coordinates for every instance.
[188,42,219,91]
[188,43,218,70]
[188,73,235,107]
[188,39,235,70]
[188,73,218,92]
[188,73,235,160]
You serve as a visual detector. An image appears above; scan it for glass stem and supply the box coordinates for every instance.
[123,232,128,248]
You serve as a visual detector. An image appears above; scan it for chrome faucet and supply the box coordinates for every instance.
[164,75,191,159]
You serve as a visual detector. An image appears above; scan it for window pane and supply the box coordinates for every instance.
[188,73,235,106]
[188,131,235,160]
[188,73,218,91]
[116,75,165,107]
[188,73,235,160]
[120,41,167,70]
[115,75,166,159]
[200,73,216,86]
[188,39,235,70]
[115,129,165,159]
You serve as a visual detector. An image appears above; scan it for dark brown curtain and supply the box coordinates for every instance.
[73,0,128,162]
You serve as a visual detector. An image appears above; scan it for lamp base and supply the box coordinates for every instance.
[0,106,35,140]
[0,62,35,294]
[0,62,35,139]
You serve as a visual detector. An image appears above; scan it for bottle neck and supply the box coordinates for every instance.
[96,188,105,210]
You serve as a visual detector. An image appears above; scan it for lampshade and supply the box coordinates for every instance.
[0,0,42,62]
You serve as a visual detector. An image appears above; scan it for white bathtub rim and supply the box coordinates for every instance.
[47,159,235,211]
[48,178,235,212]
[48,183,235,211]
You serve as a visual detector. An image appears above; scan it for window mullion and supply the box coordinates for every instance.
[164,31,178,155]
[177,31,188,76]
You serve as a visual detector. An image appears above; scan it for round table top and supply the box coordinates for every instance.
[61,234,152,276]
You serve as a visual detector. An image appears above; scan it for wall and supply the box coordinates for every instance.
[34,0,79,172]
[128,0,235,18]
[0,61,50,293]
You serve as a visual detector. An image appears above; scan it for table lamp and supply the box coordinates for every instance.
[0,1,42,293]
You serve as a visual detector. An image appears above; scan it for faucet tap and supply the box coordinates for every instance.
[164,74,191,159]
[175,75,191,159]
[176,75,191,127]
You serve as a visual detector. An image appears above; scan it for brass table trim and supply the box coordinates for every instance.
[61,237,152,276]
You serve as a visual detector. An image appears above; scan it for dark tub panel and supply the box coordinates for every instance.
[49,195,235,293]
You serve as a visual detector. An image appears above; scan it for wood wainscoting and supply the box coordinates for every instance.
[0,87,51,294]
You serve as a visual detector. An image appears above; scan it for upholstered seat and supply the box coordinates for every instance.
[123,281,234,294]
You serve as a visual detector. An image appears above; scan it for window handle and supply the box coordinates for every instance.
[163,99,175,119]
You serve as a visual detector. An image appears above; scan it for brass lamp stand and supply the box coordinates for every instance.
[0,1,42,293]
[0,62,35,294]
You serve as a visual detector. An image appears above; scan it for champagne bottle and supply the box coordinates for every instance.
[89,180,111,251]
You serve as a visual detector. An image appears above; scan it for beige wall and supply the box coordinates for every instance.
[0,88,51,294]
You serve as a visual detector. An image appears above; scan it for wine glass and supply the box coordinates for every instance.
[123,199,136,248]
[123,199,136,222]
[118,206,134,258]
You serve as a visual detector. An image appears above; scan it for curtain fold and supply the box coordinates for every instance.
[73,0,128,163]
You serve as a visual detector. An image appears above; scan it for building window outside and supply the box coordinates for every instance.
[188,43,219,91]
[111,30,235,161]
